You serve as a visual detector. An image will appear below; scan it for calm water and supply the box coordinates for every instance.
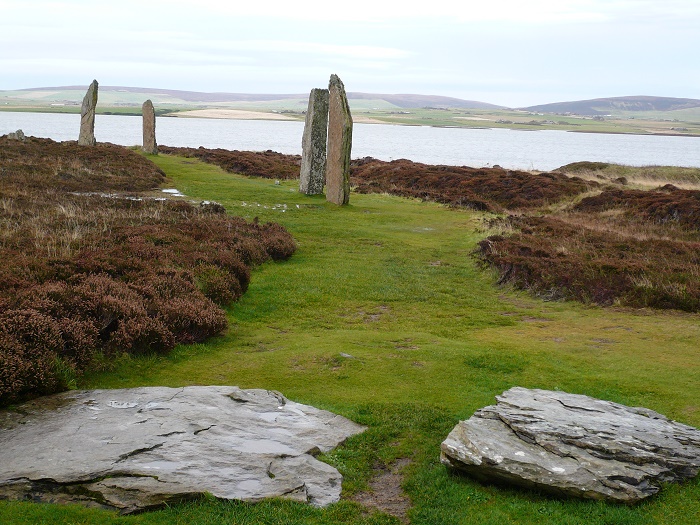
[2,111,699,171]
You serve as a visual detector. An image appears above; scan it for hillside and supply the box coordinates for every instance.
[523,95,700,115]
[7,85,502,110]
[5,86,700,135]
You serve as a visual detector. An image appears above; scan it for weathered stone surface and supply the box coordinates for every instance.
[299,88,329,195]
[325,74,352,205]
[0,386,364,513]
[6,129,25,141]
[78,79,98,146]
[441,387,700,503]
[142,99,157,154]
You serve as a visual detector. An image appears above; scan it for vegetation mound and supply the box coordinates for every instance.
[574,187,700,230]
[350,158,597,211]
[158,145,301,180]
[2,136,165,192]
[476,215,700,311]
[0,137,295,405]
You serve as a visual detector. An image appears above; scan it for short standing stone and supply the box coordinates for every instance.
[299,88,329,195]
[325,74,352,205]
[440,387,700,503]
[142,99,157,154]
[78,79,98,146]
[6,129,25,141]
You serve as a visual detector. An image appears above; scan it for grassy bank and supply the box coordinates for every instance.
[1,154,699,524]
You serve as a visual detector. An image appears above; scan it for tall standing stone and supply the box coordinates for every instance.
[142,99,157,154]
[299,88,329,194]
[325,74,352,205]
[78,80,98,146]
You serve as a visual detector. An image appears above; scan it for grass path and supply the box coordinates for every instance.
[3,155,699,524]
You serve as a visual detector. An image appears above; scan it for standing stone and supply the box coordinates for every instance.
[299,88,329,194]
[325,74,352,205]
[142,100,157,154]
[78,79,98,146]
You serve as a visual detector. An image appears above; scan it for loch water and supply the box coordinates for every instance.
[1,111,699,172]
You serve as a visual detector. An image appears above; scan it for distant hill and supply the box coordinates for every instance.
[16,85,503,110]
[18,86,303,103]
[346,93,502,109]
[523,96,700,115]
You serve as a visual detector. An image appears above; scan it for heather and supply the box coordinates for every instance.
[475,172,700,311]
[0,137,295,404]
[349,157,598,211]
[574,186,700,230]
[476,214,700,311]
[157,145,301,180]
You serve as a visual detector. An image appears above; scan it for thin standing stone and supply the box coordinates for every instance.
[78,80,98,146]
[299,88,329,194]
[325,74,353,205]
[142,100,157,154]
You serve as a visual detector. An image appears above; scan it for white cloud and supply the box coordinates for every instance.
[1,0,700,104]
[144,0,609,23]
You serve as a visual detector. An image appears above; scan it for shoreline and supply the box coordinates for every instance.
[1,107,699,139]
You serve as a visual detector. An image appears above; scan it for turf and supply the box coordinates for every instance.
[2,154,699,524]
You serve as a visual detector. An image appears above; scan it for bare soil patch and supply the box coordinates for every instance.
[352,458,412,523]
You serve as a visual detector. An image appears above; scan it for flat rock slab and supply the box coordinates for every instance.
[0,386,365,513]
[441,387,700,503]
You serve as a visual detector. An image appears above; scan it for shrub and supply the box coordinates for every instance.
[195,264,240,305]
[0,310,65,403]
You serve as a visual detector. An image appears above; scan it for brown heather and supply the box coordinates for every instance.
[157,145,302,180]
[0,137,295,405]
[349,158,598,211]
[574,186,700,230]
[476,214,700,311]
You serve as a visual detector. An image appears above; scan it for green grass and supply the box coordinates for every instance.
[2,155,700,524]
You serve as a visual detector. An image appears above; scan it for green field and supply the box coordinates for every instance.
[1,155,699,524]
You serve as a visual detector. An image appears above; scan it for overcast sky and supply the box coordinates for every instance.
[1,0,699,107]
